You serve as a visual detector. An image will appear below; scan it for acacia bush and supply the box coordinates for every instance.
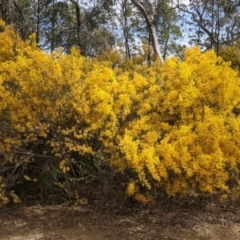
[219,40,240,72]
[1,20,240,205]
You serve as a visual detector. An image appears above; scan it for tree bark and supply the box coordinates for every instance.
[131,0,164,63]
[69,0,82,49]
[123,0,131,59]
[36,0,41,45]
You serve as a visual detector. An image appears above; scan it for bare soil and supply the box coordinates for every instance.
[1,199,240,240]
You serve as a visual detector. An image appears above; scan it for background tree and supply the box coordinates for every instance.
[0,0,29,39]
[59,0,115,55]
[131,0,164,62]
[130,0,183,62]
[0,0,183,59]
[108,0,136,59]
[177,0,240,55]
[3,0,240,61]
[40,1,75,52]
[152,0,182,58]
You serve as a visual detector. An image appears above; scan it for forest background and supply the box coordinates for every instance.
[0,0,240,206]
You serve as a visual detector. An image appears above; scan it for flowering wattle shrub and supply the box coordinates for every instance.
[219,40,240,72]
[1,20,240,205]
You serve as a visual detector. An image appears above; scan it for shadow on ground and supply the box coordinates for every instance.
[1,199,240,240]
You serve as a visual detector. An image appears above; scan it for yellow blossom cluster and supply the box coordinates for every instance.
[1,21,240,204]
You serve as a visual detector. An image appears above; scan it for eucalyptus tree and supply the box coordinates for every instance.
[0,0,58,43]
[130,0,183,62]
[131,0,165,62]
[67,0,115,56]
[0,0,22,25]
[176,0,240,55]
[107,0,135,59]
[154,0,182,58]
[0,0,31,39]
[40,1,75,52]
[1,0,182,58]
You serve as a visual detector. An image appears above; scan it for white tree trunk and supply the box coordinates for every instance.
[131,0,164,63]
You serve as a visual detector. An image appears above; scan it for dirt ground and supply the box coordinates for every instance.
[1,198,240,240]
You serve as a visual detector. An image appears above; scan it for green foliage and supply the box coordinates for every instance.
[178,0,240,57]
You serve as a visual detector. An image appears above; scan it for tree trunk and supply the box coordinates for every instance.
[123,0,131,59]
[131,0,164,63]
[149,24,163,62]
[69,0,82,49]
[36,0,41,45]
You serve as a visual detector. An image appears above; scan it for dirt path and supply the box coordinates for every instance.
[0,201,240,240]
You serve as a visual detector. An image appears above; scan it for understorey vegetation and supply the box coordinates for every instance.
[0,20,240,206]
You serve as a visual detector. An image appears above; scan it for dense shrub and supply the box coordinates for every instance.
[219,40,240,72]
[1,20,240,205]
